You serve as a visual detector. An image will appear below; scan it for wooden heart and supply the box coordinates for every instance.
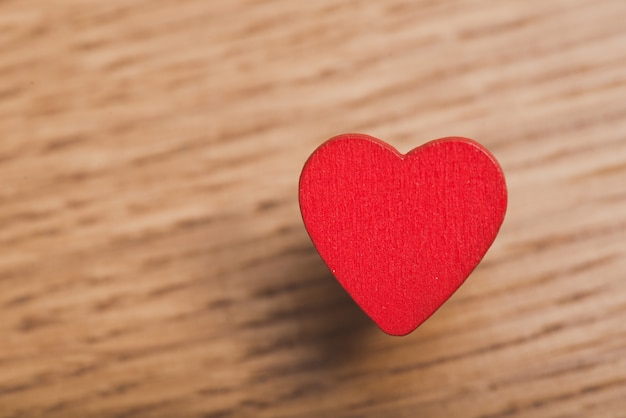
[299,134,507,336]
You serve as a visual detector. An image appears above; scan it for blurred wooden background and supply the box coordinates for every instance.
[1,1,626,417]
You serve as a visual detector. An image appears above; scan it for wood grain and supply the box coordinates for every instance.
[1,0,625,417]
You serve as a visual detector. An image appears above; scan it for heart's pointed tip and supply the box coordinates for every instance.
[376,321,421,337]
[379,327,418,337]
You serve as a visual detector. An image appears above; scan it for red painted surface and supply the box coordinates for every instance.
[299,134,507,336]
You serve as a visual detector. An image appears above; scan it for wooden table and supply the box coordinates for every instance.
[1,1,626,417]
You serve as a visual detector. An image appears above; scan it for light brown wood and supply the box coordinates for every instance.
[1,1,626,417]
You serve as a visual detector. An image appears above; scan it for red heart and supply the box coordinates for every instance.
[299,134,507,336]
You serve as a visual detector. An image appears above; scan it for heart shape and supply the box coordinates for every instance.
[299,134,507,336]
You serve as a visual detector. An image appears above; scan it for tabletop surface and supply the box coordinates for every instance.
[1,1,626,417]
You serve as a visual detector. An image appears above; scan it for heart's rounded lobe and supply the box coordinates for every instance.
[299,134,507,336]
